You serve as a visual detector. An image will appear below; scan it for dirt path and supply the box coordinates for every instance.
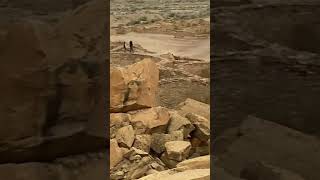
[111,32,210,61]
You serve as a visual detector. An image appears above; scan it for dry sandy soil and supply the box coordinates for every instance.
[110,0,210,109]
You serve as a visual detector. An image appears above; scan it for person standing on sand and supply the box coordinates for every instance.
[129,41,133,53]
[123,41,126,52]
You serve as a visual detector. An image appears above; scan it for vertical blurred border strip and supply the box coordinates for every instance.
[210,0,214,178]
[104,0,111,177]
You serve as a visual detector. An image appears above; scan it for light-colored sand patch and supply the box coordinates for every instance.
[111,32,210,61]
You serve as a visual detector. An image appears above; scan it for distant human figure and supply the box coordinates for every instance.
[123,41,126,52]
[129,41,133,53]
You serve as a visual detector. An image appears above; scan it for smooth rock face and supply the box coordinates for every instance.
[0,153,107,180]
[110,139,124,169]
[138,168,210,180]
[176,98,210,120]
[240,161,305,180]
[130,107,170,134]
[0,163,56,180]
[110,59,159,113]
[213,167,244,180]
[176,155,210,170]
[0,21,48,142]
[116,125,135,148]
[165,141,191,161]
[185,113,210,142]
[216,116,320,180]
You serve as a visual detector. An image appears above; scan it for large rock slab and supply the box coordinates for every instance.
[176,155,210,170]
[185,113,210,142]
[151,131,184,154]
[116,125,135,148]
[110,113,131,138]
[138,168,210,180]
[176,98,210,120]
[129,107,170,134]
[165,141,191,161]
[240,161,305,180]
[110,59,159,113]
[133,134,152,153]
[0,21,48,142]
[0,152,107,180]
[167,111,195,138]
[216,116,320,180]
[110,139,124,169]
[0,163,56,180]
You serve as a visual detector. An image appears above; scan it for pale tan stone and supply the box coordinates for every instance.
[110,59,159,113]
[116,125,135,148]
[165,141,192,161]
[110,139,123,169]
[176,98,210,120]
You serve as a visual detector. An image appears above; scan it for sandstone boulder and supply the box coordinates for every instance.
[110,139,124,169]
[110,113,131,138]
[176,155,210,170]
[176,98,209,120]
[110,59,159,113]
[133,134,152,153]
[186,113,210,142]
[164,141,191,161]
[160,152,179,168]
[130,107,170,134]
[167,111,195,138]
[151,131,184,154]
[127,156,153,179]
[138,168,210,180]
[116,125,135,148]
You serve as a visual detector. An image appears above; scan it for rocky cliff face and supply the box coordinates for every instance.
[212,1,320,180]
[212,1,320,136]
[0,0,108,179]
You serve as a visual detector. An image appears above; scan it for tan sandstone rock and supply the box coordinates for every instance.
[185,113,210,142]
[110,59,159,113]
[167,111,195,138]
[116,125,135,148]
[133,134,152,153]
[130,107,170,134]
[176,98,210,120]
[138,168,210,180]
[110,113,131,138]
[165,141,191,161]
[176,155,210,170]
[151,131,184,154]
[110,139,124,169]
